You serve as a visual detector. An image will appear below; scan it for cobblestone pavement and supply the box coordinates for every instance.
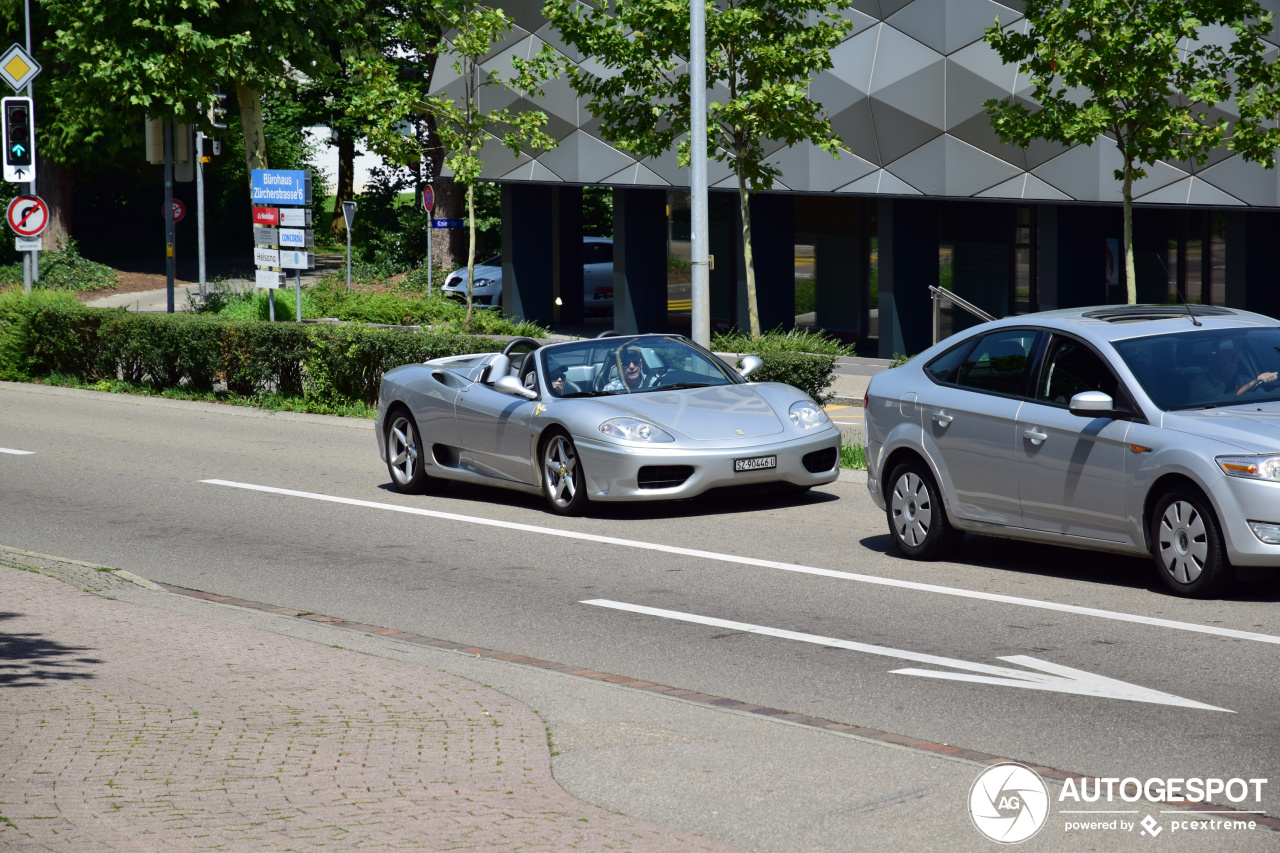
[0,551,738,851]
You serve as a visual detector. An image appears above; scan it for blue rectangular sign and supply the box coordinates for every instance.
[250,170,312,205]
[432,218,465,229]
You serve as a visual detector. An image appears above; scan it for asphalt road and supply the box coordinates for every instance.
[3,382,1280,850]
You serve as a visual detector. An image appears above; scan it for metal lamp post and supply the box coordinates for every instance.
[689,0,710,348]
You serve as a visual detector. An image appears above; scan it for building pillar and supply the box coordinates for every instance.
[613,187,668,334]
[1226,210,1280,316]
[501,184,554,326]
[947,201,1011,332]
[737,193,795,333]
[878,198,938,358]
[552,187,584,325]
[804,195,863,337]
[1045,204,1121,309]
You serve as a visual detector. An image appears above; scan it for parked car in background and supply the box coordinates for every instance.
[441,237,614,312]
[864,304,1280,597]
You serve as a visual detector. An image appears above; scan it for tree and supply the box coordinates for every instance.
[354,0,555,330]
[541,0,852,338]
[44,0,347,178]
[985,0,1280,304]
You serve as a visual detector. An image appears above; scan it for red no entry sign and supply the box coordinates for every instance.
[164,200,186,224]
[7,195,48,237]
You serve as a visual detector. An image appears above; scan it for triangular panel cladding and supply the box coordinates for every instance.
[838,169,923,195]
[538,130,636,184]
[947,111,1026,170]
[502,0,549,37]
[945,60,1011,130]
[947,19,1033,94]
[809,70,866,117]
[828,26,881,93]
[1134,177,1243,206]
[870,59,945,128]
[1198,156,1280,207]
[600,162,669,187]
[496,159,564,183]
[868,25,944,94]
[867,98,943,163]
[1033,140,1186,202]
[888,0,1012,56]
[887,135,1021,196]
[846,0,883,18]
[482,36,579,125]
[769,143,877,191]
[834,6,879,39]
[976,173,1071,200]
[477,133,534,180]
[885,136,945,194]
[828,98,883,165]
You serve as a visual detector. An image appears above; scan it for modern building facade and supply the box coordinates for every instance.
[431,0,1280,356]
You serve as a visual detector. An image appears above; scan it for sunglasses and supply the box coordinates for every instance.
[623,353,642,366]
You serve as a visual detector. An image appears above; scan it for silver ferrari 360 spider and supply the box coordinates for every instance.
[376,333,842,514]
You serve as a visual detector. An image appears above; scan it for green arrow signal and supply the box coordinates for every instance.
[10,143,24,157]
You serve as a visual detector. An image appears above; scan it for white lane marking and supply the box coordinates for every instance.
[201,479,1280,646]
[0,447,34,455]
[582,599,1232,712]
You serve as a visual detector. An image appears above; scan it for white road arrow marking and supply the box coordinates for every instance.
[0,447,34,455]
[582,599,1232,712]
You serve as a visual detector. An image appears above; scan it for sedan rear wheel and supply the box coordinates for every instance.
[1151,487,1230,597]
[541,432,588,515]
[886,460,962,560]
[386,411,446,495]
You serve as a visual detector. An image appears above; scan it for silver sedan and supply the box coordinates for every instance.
[377,334,841,515]
[864,305,1280,597]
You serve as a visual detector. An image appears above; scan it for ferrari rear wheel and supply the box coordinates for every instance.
[386,410,447,495]
[541,431,588,515]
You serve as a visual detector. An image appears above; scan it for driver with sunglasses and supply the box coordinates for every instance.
[602,346,660,392]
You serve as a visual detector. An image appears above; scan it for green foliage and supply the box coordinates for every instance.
[713,327,855,357]
[889,352,914,368]
[0,293,521,408]
[0,240,119,292]
[839,442,866,470]
[985,0,1280,303]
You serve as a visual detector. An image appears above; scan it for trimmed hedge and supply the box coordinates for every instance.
[744,351,838,406]
[0,293,499,406]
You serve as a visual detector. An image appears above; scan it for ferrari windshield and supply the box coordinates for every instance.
[540,336,742,398]
[1112,326,1280,411]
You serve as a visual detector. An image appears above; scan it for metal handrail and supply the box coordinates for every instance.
[930,285,996,344]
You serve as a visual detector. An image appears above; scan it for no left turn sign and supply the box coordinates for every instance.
[7,194,47,237]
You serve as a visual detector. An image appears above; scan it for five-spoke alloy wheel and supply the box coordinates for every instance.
[1151,486,1230,597]
[386,410,446,495]
[541,431,588,515]
[886,460,962,560]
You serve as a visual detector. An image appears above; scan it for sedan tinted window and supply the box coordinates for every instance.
[954,330,1038,396]
[1113,327,1280,410]
[1037,337,1120,405]
[924,339,975,383]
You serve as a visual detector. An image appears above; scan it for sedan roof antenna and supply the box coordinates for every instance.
[1156,253,1201,327]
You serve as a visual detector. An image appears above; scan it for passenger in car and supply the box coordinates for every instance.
[1189,339,1278,399]
[603,347,660,392]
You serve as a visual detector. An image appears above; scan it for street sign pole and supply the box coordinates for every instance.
[196,125,206,299]
[690,0,709,348]
[423,184,435,294]
[295,268,302,322]
[342,199,357,293]
[24,0,36,285]
[164,120,175,313]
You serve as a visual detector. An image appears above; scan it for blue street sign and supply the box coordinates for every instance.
[250,169,312,205]
[432,218,464,229]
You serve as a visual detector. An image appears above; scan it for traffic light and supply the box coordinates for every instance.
[1,96,35,183]
[209,89,228,131]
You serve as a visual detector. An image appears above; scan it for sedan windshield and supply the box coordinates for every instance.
[1112,327,1280,411]
[540,336,741,398]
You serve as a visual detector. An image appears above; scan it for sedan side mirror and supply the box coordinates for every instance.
[494,375,538,399]
[1068,390,1126,419]
[739,354,764,378]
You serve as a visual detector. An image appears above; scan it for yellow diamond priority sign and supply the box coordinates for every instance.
[0,44,40,93]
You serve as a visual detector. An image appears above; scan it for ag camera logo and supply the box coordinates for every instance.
[969,763,1050,843]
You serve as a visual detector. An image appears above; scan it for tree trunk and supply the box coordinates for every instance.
[431,177,466,270]
[1123,165,1136,305]
[236,83,269,175]
[465,182,476,332]
[329,131,355,241]
[738,165,760,338]
[39,155,73,251]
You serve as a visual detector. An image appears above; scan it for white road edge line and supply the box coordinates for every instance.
[200,479,1280,647]
[0,447,34,455]
[580,599,1232,711]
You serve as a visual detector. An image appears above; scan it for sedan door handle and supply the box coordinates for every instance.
[1024,427,1048,445]
[931,411,953,427]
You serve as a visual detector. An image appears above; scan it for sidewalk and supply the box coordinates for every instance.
[0,557,735,851]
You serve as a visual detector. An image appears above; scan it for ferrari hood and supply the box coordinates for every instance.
[608,384,784,439]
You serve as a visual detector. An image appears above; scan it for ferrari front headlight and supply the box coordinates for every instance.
[789,400,829,430]
[598,417,674,443]
[1217,454,1280,481]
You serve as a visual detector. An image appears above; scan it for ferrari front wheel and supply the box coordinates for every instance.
[541,431,588,515]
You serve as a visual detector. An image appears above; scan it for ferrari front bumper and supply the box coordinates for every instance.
[570,427,841,501]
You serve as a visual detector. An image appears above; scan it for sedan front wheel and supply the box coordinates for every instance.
[1151,487,1231,597]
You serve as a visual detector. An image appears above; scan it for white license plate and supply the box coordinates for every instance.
[734,455,777,472]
